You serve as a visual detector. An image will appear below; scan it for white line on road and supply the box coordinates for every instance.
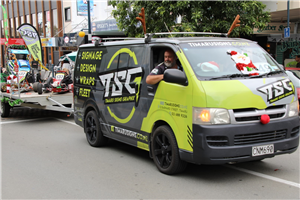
[226,165,300,188]
[0,118,48,124]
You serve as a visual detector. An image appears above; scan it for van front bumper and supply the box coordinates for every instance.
[180,117,299,165]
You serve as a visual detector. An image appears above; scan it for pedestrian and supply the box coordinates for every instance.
[286,54,300,68]
[62,60,72,72]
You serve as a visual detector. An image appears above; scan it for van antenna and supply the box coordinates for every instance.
[164,22,174,39]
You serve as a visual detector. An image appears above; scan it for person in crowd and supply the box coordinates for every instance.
[62,60,72,72]
[286,54,300,68]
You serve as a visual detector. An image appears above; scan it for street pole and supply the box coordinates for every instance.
[87,0,91,43]
[287,0,290,26]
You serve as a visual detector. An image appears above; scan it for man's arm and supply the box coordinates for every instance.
[146,74,164,85]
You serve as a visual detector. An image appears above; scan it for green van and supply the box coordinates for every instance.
[73,34,299,174]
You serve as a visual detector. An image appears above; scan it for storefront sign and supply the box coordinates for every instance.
[253,23,295,34]
[77,0,94,16]
[92,19,118,32]
[41,37,57,47]
[0,38,25,45]
[58,33,85,47]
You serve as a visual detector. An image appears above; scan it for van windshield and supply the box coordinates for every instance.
[180,41,283,80]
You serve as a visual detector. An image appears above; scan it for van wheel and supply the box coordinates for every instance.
[1,101,11,117]
[84,110,108,147]
[151,125,187,175]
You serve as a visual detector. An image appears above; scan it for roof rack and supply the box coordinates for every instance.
[93,37,144,47]
[101,37,143,41]
[144,32,228,43]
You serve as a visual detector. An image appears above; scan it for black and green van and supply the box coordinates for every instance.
[73,34,299,174]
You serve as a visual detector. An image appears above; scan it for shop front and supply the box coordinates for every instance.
[253,22,300,67]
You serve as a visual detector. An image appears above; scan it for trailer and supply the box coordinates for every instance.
[0,90,73,118]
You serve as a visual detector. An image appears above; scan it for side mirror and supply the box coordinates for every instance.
[164,69,187,86]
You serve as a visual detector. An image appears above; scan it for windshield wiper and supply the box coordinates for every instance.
[209,73,250,80]
[249,70,284,78]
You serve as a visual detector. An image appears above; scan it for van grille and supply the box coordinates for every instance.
[234,129,287,145]
[206,136,229,146]
[232,105,286,123]
[291,127,299,138]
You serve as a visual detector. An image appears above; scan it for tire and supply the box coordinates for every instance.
[151,125,187,175]
[1,101,11,118]
[37,83,43,95]
[84,110,108,147]
[33,82,39,92]
[45,77,53,87]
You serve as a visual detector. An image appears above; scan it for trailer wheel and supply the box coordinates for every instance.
[84,110,108,147]
[33,82,39,92]
[0,82,6,92]
[151,125,187,175]
[1,101,11,117]
[37,83,43,95]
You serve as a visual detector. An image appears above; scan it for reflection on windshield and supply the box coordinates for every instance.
[16,54,27,60]
[180,42,282,79]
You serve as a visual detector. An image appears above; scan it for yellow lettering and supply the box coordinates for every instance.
[80,64,96,72]
[81,51,103,60]
[79,88,91,98]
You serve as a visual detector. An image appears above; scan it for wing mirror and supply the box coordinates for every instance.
[163,69,188,86]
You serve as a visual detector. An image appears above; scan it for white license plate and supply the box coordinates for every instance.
[252,144,274,156]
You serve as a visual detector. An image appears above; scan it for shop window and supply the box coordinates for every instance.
[65,7,71,22]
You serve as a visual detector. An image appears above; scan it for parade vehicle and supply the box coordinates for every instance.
[37,70,73,95]
[1,48,39,93]
[73,33,299,175]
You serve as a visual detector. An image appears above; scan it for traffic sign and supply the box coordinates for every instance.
[284,27,290,38]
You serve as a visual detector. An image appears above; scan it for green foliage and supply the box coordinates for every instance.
[110,0,270,37]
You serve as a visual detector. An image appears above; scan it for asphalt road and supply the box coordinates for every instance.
[1,107,300,199]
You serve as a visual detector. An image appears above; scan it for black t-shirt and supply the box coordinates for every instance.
[149,63,168,75]
[296,62,300,68]
[149,62,182,75]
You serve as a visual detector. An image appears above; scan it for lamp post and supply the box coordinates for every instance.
[287,0,290,29]
[87,0,92,43]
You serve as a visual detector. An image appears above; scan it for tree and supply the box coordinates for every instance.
[110,0,270,38]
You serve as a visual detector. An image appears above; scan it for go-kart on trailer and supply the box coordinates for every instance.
[0,90,73,118]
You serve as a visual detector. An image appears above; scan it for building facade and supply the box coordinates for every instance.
[0,0,65,68]
[253,1,300,66]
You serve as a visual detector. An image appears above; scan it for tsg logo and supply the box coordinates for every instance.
[21,30,37,39]
[99,48,143,124]
[99,67,142,103]
[257,79,294,103]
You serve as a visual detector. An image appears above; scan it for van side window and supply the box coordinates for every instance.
[118,53,130,70]
[99,47,119,73]
[128,46,145,70]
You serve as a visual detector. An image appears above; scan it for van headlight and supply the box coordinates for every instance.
[288,101,299,117]
[193,107,230,125]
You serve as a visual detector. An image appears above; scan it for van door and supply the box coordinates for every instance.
[99,45,150,149]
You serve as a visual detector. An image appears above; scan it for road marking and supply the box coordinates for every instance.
[226,165,300,188]
[0,118,48,124]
